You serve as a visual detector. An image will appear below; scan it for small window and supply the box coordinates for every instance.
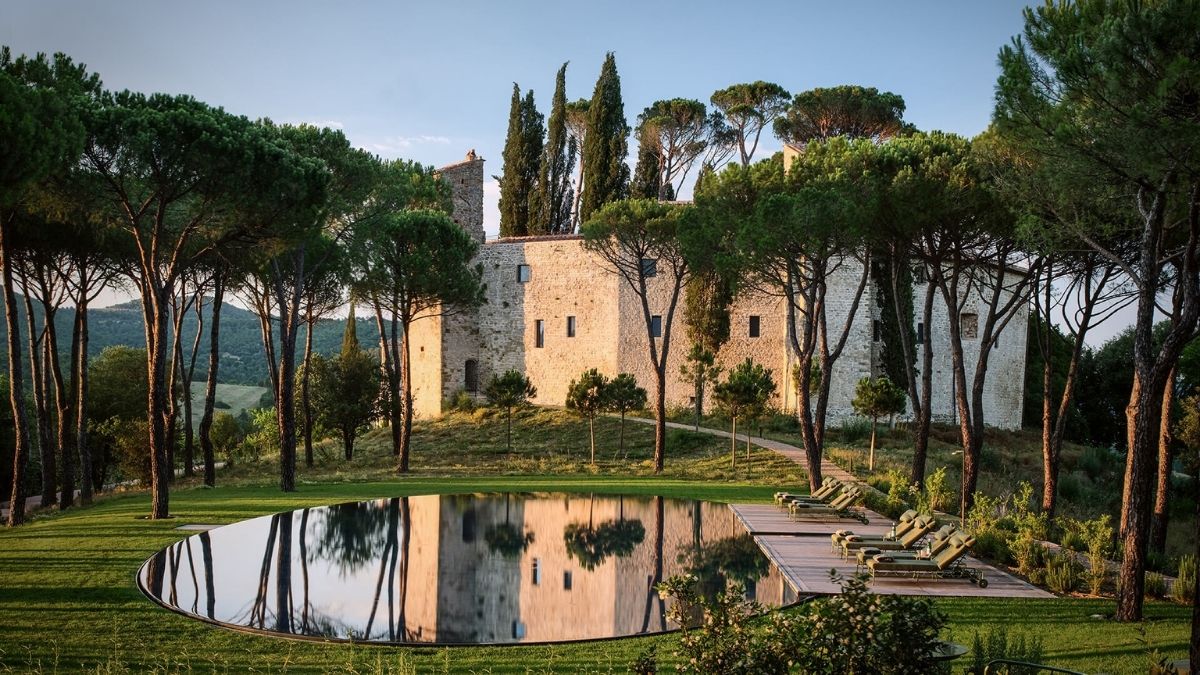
[512,621,526,639]
[563,571,573,590]
[960,313,978,340]
[461,510,476,543]
[517,264,531,283]
[535,319,545,348]
[749,315,760,338]
[566,316,576,338]
[651,315,662,338]
[531,558,541,585]
[916,322,925,345]
[641,258,657,278]
[873,319,881,342]
[464,359,479,393]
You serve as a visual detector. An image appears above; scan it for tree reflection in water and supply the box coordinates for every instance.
[563,494,645,571]
[308,500,390,574]
[683,533,770,600]
[485,493,534,558]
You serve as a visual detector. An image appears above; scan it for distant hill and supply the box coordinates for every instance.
[0,296,385,388]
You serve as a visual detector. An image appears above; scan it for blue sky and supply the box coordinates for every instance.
[14,1,1128,340]
[3,0,1033,235]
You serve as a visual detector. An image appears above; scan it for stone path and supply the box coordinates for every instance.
[624,416,855,483]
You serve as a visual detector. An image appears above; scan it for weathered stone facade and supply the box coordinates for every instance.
[408,152,1027,430]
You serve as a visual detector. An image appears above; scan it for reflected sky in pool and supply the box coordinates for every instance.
[138,493,796,645]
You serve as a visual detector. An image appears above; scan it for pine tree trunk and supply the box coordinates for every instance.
[693,373,702,431]
[143,285,172,520]
[730,416,737,469]
[73,288,92,505]
[181,297,204,479]
[301,315,315,468]
[343,427,354,461]
[165,301,185,482]
[589,415,595,465]
[1150,367,1176,554]
[1116,369,1164,621]
[42,303,72,510]
[619,411,626,457]
[198,275,223,488]
[20,287,53,508]
[2,216,32,527]
[1190,468,1199,669]
[1040,305,1057,515]
[653,366,666,474]
[869,417,877,471]
[397,321,413,473]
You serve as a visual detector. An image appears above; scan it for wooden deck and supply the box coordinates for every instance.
[731,504,1055,599]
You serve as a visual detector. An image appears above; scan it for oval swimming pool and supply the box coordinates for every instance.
[136,492,797,645]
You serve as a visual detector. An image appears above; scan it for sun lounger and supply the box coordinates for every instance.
[788,487,868,524]
[830,509,918,551]
[853,526,961,572]
[775,478,841,505]
[866,533,987,587]
[838,515,938,557]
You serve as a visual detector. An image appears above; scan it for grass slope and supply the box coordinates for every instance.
[0,409,1191,674]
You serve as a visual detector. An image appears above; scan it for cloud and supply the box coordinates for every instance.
[366,135,453,156]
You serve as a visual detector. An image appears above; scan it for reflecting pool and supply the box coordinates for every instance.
[137,493,797,645]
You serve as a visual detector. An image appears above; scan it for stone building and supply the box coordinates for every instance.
[408,151,1027,430]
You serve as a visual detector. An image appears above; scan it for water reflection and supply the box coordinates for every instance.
[138,493,796,645]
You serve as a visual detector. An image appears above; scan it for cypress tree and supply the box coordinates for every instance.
[579,53,629,223]
[498,85,542,237]
[871,249,915,397]
[342,300,360,356]
[532,63,575,234]
[498,84,528,237]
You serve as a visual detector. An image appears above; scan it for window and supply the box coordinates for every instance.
[651,315,662,338]
[531,558,541,585]
[641,258,657,278]
[517,264,531,283]
[960,312,978,340]
[916,322,925,345]
[464,359,479,393]
[748,315,761,338]
[535,319,545,348]
[512,621,526,639]
[566,316,576,338]
[873,319,881,342]
[461,510,476,543]
[563,571,573,590]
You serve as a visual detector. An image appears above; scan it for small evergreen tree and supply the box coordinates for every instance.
[713,359,775,470]
[851,376,906,471]
[484,370,537,453]
[579,53,629,223]
[604,373,646,458]
[308,316,381,461]
[565,368,609,464]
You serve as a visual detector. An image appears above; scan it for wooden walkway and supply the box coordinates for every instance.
[731,504,1054,599]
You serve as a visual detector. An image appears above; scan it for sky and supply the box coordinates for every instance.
[8,1,1129,342]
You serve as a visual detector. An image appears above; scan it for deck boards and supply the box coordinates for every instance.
[731,504,1055,599]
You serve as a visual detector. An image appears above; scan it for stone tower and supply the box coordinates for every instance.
[408,151,487,419]
[436,149,485,243]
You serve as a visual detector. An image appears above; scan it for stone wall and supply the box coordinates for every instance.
[408,149,1027,431]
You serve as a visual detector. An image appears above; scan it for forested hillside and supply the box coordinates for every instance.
[0,297,385,387]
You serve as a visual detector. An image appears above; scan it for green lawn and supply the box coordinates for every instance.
[0,409,1192,673]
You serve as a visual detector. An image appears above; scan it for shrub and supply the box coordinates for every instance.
[972,530,1013,565]
[1009,483,1048,576]
[657,572,947,675]
[1144,571,1167,599]
[913,466,952,515]
[1077,445,1111,481]
[1171,555,1196,605]
[838,416,873,445]
[967,627,1045,675]
[1058,471,1084,503]
[1044,552,1082,594]
[444,389,477,413]
[1060,515,1113,596]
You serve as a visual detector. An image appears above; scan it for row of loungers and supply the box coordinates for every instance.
[774,480,988,588]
